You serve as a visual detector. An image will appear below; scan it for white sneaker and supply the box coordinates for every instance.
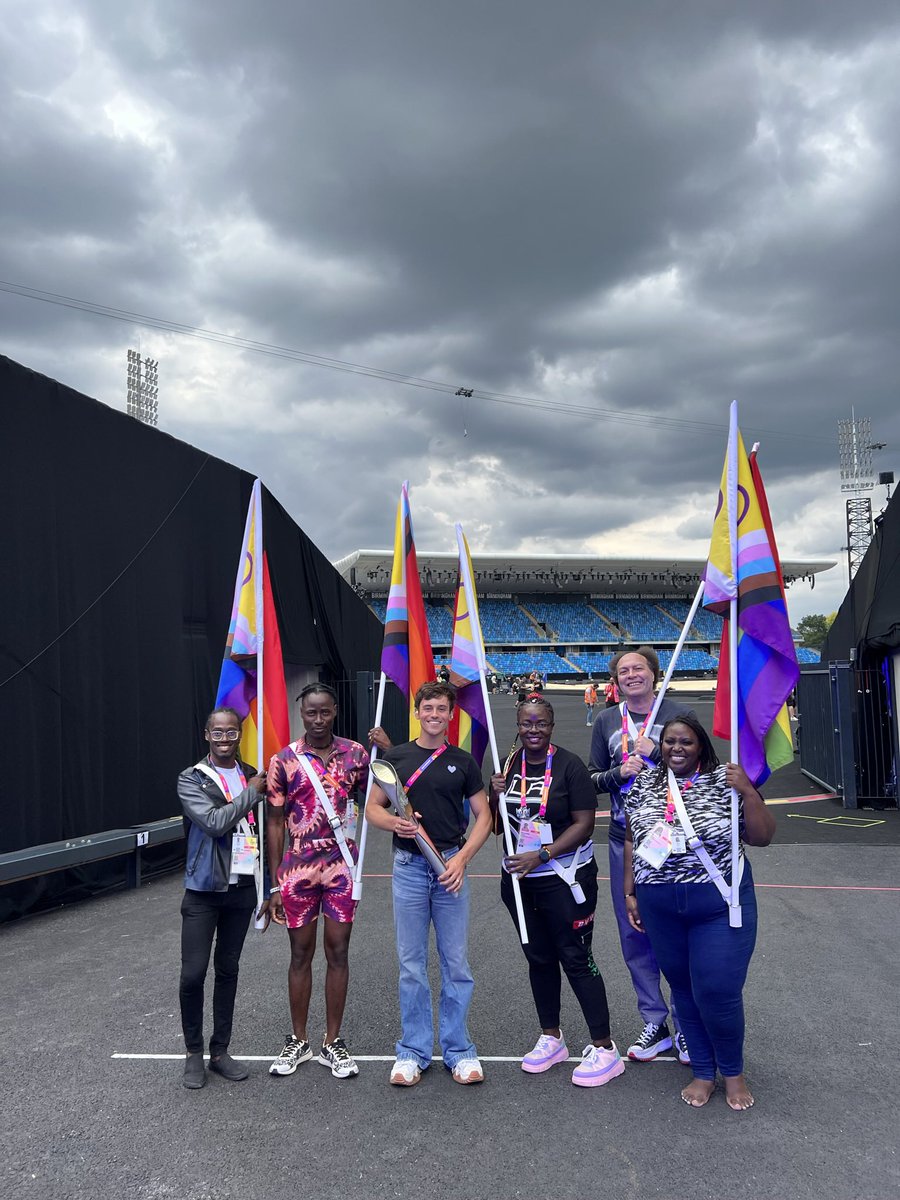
[389,1059,422,1086]
[269,1035,313,1076]
[451,1057,484,1084]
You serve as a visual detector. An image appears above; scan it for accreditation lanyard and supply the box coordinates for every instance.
[213,763,246,800]
[619,705,656,797]
[518,746,555,819]
[620,704,652,760]
[664,770,699,823]
[302,750,343,798]
[214,762,253,825]
[405,741,449,789]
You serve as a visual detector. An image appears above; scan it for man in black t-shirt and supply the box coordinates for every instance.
[366,681,492,1087]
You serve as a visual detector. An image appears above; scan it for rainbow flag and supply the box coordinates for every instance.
[380,482,435,739]
[447,528,489,767]
[215,479,290,771]
[703,411,799,786]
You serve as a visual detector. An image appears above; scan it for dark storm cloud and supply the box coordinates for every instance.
[3,0,900,623]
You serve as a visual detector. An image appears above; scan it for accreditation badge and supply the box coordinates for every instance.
[670,826,686,855]
[516,819,544,854]
[230,833,258,875]
[635,821,672,869]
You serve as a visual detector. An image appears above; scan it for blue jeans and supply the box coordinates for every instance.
[391,848,477,1071]
[636,863,758,1079]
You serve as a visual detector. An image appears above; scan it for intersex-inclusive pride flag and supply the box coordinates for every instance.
[215,479,290,771]
[703,415,799,786]
[380,482,435,738]
[447,527,489,767]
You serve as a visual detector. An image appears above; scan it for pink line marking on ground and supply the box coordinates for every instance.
[361,873,899,891]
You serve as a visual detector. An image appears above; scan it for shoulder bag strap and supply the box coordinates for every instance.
[292,751,356,870]
[667,768,742,904]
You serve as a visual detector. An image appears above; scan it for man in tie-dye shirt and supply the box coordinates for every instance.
[264,683,369,1080]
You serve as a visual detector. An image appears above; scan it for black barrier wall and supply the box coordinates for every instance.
[0,355,383,916]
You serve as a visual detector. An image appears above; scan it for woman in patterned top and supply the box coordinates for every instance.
[622,715,775,1111]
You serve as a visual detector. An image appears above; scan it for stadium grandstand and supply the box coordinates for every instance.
[334,551,834,680]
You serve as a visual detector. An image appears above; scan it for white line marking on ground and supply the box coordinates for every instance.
[111,1052,675,1065]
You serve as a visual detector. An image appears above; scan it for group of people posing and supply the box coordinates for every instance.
[177,646,774,1110]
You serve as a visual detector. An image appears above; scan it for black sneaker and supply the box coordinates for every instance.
[627,1022,673,1061]
[208,1052,249,1081]
[317,1036,359,1078]
[182,1052,207,1089]
[269,1035,313,1076]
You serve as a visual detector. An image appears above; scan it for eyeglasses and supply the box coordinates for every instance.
[207,729,240,742]
[517,721,553,731]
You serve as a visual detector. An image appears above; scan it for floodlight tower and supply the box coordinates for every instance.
[126,348,159,427]
[837,411,877,580]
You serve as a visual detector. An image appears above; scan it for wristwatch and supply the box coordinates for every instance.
[538,847,551,864]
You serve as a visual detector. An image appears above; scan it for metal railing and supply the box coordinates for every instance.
[798,662,897,808]
[0,817,184,890]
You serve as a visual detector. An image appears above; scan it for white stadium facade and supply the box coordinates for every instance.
[334,551,835,680]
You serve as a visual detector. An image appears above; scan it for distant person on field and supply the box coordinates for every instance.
[584,681,598,726]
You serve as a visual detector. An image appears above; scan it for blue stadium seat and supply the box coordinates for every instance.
[526,599,614,641]
[478,600,547,643]
[663,599,723,641]
[486,650,576,675]
[593,599,682,641]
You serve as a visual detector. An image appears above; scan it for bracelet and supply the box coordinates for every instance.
[624,891,635,898]
[269,886,281,895]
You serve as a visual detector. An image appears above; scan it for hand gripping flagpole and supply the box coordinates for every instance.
[351,670,386,901]
[253,481,267,930]
[456,525,528,945]
[726,402,742,929]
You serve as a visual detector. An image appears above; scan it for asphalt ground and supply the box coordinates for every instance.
[2,694,899,1200]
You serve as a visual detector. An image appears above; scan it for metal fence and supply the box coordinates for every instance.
[798,662,897,809]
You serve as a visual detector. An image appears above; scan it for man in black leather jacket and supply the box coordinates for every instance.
[177,706,267,1089]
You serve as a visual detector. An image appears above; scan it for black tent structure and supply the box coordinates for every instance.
[799,489,899,808]
[822,489,900,664]
[0,355,383,919]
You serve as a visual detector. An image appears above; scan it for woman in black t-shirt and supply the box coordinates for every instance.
[490,694,624,1088]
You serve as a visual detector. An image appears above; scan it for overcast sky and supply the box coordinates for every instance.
[4,0,900,622]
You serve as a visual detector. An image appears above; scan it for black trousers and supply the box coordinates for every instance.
[179,884,256,1055]
[501,859,611,1041]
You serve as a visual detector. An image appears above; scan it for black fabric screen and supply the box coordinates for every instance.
[1,355,382,915]
[822,489,900,665]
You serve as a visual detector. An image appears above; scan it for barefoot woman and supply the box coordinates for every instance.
[622,715,775,1110]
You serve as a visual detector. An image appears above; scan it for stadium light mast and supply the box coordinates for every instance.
[837,410,879,580]
[126,348,159,427]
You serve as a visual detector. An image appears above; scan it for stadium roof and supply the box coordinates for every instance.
[334,550,836,597]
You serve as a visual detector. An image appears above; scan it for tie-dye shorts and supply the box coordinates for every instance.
[278,839,358,927]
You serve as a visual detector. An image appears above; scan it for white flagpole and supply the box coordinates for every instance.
[456,525,528,944]
[726,403,742,928]
[644,579,706,731]
[352,670,386,901]
[252,481,267,928]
